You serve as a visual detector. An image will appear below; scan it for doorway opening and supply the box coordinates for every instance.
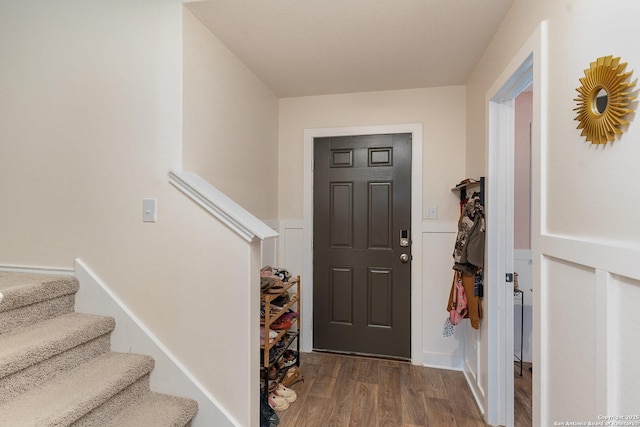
[312,133,412,359]
[487,52,533,427]
[484,21,546,427]
[513,89,534,426]
[301,124,423,365]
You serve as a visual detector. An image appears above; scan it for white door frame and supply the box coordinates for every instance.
[301,123,424,365]
[485,22,546,426]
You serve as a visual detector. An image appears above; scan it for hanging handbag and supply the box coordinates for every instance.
[449,271,468,325]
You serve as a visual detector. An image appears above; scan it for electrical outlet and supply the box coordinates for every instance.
[143,198,157,222]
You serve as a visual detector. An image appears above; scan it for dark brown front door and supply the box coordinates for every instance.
[313,133,411,359]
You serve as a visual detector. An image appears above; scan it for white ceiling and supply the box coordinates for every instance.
[185,0,514,98]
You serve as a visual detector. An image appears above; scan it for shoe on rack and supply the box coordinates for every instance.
[260,365,278,381]
[281,366,302,387]
[280,310,299,321]
[260,304,273,318]
[269,393,290,411]
[267,365,278,380]
[274,383,297,403]
[281,350,297,368]
[271,292,291,307]
[270,318,292,330]
[260,327,278,339]
[260,348,279,365]
[260,392,280,427]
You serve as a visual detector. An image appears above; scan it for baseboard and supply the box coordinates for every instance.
[422,351,462,370]
[74,259,239,427]
[463,366,487,419]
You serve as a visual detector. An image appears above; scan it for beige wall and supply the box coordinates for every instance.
[469,0,640,244]
[0,1,280,425]
[467,0,640,424]
[183,8,279,220]
[6,0,639,424]
[278,87,469,368]
[279,86,467,221]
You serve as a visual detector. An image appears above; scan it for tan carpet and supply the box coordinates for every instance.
[0,272,198,426]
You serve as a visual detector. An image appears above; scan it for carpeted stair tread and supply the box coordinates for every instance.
[0,293,76,334]
[0,334,111,404]
[0,271,198,424]
[102,391,199,427]
[0,352,155,427]
[0,272,78,313]
[0,312,115,378]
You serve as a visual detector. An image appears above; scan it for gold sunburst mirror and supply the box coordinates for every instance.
[574,55,636,145]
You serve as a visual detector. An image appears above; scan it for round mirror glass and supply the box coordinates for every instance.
[594,87,608,114]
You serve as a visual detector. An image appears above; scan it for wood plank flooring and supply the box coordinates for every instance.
[276,352,488,427]
[514,362,533,427]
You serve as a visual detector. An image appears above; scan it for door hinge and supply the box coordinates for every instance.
[506,273,514,283]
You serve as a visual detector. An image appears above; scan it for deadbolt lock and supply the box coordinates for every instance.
[399,229,409,247]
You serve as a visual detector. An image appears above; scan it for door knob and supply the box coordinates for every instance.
[400,253,410,263]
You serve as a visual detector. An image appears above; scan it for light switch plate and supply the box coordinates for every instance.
[143,198,157,222]
[424,206,438,220]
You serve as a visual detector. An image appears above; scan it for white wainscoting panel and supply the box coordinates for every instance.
[609,274,640,414]
[544,256,597,421]
[421,225,464,369]
[539,235,640,425]
[463,323,486,416]
[278,220,304,277]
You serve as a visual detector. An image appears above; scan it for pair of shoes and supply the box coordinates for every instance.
[260,379,279,394]
[271,292,290,307]
[260,327,277,339]
[260,348,278,365]
[281,366,302,387]
[266,284,285,294]
[260,327,278,346]
[260,365,278,381]
[279,350,297,368]
[274,383,297,403]
[270,318,292,330]
[260,392,280,426]
[261,276,283,292]
[269,393,289,411]
[273,268,291,282]
[280,310,299,321]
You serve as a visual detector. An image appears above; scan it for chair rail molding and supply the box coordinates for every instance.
[169,169,278,243]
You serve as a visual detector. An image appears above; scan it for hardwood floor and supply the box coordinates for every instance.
[514,362,533,427]
[276,352,488,427]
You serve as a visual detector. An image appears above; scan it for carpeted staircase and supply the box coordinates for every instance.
[0,271,198,426]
